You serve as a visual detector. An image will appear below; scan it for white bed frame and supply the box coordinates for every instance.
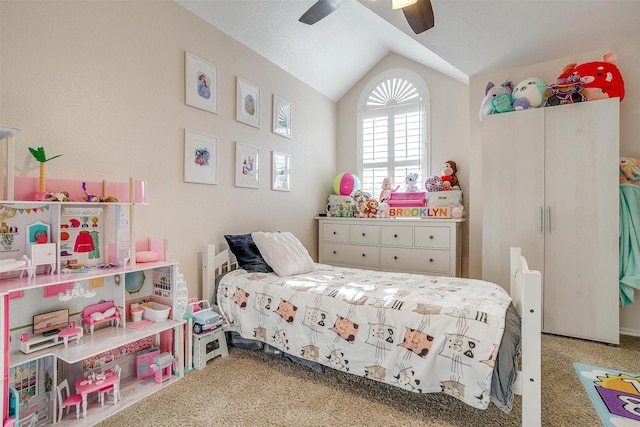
[202,244,541,426]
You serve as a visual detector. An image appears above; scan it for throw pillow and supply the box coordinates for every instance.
[251,231,315,277]
[224,234,273,273]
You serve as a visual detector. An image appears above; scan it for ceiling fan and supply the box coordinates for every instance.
[299,0,435,34]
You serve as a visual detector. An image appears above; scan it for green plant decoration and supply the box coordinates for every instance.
[28,147,62,194]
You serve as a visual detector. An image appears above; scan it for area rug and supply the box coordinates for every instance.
[574,362,640,426]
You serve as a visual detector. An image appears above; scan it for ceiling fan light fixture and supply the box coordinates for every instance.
[392,0,417,10]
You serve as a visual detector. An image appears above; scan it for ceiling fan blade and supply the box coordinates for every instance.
[402,0,435,34]
[299,0,343,25]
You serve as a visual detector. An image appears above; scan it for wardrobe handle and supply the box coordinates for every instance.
[547,207,551,233]
[540,207,544,233]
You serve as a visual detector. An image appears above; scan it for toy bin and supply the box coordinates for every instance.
[142,302,171,321]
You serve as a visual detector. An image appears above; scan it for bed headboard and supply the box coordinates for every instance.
[202,244,238,303]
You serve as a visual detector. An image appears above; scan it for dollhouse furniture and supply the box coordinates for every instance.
[57,323,83,347]
[151,352,174,383]
[81,300,121,335]
[97,364,121,407]
[135,347,161,380]
[192,327,228,370]
[56,379,81,422]
[74,368,120,417]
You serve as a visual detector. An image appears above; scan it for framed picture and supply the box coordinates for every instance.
[236,77,260,128]
[235,142,260,189]
[184,128,218,185]
[272,151,291,191]
[185,52,218,114]
[272,95,292,138]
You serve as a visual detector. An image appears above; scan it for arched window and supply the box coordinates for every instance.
[357,69,430,197]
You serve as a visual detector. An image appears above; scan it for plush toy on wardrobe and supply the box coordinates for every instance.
[379,177,399,202]
[441,161,460,190]
[512,77,548,110]
[563,51,625,102]
[543,69,586,106]
[405,173,420,192]
[478,80,514,121]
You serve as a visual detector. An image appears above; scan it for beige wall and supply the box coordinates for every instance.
[468,41,640,334]
[337,52,471,274]
[0,1,337,298]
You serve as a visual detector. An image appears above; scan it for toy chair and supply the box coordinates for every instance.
[56,379,82,421]
[98,364,121,406]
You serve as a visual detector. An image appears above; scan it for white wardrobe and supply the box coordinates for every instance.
[482,98,620,344]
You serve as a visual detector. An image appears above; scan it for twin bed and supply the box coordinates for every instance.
[201,232,541,426]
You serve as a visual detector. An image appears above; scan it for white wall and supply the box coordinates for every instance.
[468,41,640,334]
[337,52,471,274]
[0,1,337,299]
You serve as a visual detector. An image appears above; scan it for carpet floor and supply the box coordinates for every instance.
[95,333,640,427]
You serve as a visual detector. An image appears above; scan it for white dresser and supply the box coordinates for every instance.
[317,217,463,276]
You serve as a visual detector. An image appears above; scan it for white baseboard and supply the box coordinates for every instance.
[620,328,640,337]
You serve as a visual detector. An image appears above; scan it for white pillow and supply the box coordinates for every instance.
[103,307,116,318]
[90,312,105,321]
[251,232,315,277]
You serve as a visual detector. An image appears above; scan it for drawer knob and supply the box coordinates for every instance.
[394,234,398,238]
[429,258,434,262]
[333,231,336,235]
[333,251,336,254]
[429,235,434,240]
[362,233,366,236]
[362,253,366,257]
[393,256,398,260]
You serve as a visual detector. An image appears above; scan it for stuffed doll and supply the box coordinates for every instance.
[543,70,586,107]
[351,190,371,217]
[379,177,399,202]
[405,173,420,192]
[564,51,625,102]
[620,157,640,185]
[512,77,548,110]
[441,160,460,190]
[479,80,514,121]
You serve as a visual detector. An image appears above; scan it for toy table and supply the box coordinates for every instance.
[58,326,83,347]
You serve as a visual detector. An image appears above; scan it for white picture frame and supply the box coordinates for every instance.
[272,95,292,138]
[271,151,291,192]
[184,129,218,185]
[185,52,219,114]
[235,142,260,189]
[236,77,260,128]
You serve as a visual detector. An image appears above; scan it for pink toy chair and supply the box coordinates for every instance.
[56,379,82,421]
[98,364,121,406]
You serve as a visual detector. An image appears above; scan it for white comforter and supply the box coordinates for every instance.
[217,263,512,410]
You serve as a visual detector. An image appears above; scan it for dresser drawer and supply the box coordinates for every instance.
[414,226,451,249]
[322,223,349,243]
[380,225,413,246]
[350,225,379,245]
[380,247,450,272]
[323,243,379,268]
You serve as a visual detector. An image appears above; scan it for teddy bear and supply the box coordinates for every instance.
[512,77,548,110]
[379,177,399,202]
[620,157,640,185]
[563,51,625,102]
[405,173,420,192]
[479,80,514,121]
[440,161,460,190]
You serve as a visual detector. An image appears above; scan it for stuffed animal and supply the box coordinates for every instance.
[543,70,586,107]
[441,160,460,190]
[620,157,640,185]
[512,77,548,110]
[424,175,442,192]
[351,190,371,217]
[479,80,514,121]
[405,173,420,192]
[379,177,399,202]
[364,199,379,218]
[563,51,625,102]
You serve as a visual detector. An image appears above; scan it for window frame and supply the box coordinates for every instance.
[356,69,431,196]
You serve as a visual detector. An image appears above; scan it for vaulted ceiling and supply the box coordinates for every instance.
[177,0,640,101]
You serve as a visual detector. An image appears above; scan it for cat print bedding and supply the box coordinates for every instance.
[217,263,516,411]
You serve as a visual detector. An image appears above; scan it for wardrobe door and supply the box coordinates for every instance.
[543,98,619,344]
[481,108,545,290]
